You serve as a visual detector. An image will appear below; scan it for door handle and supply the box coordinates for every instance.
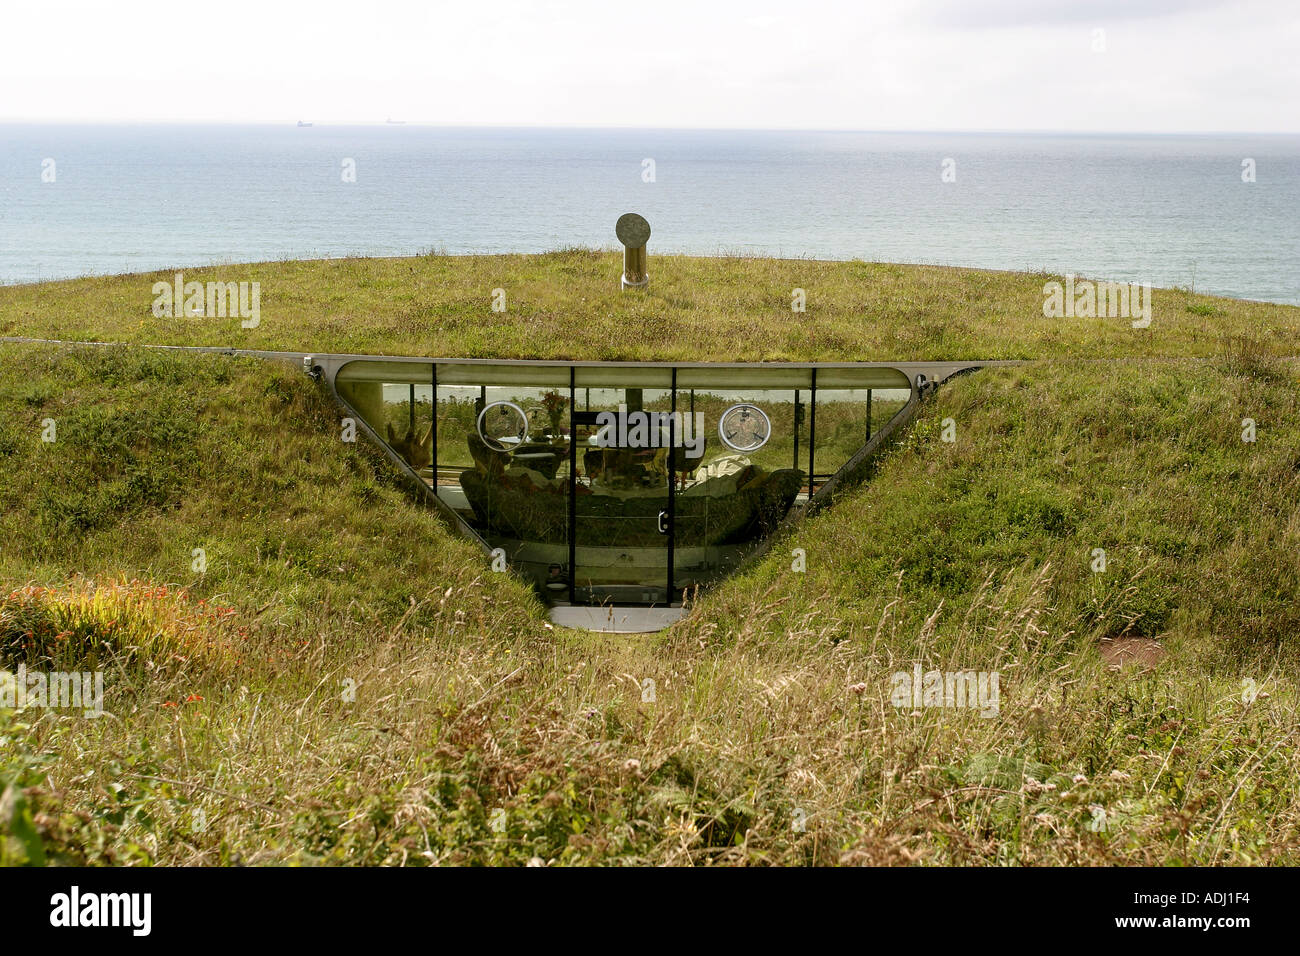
[658,510,669,534]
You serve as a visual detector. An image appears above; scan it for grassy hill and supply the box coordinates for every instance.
[3,250,1299,361]
[1,254,1298,865]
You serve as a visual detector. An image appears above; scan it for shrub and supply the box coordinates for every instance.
[0,578,240,672]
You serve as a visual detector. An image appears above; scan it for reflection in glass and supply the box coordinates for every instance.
[671,387,804,593]
[571,385,673,605]
[336,365,435,480]
[441,381,572,597]
[336,361,911,609]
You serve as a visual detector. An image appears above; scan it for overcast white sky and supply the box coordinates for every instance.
[1,0,1297,131]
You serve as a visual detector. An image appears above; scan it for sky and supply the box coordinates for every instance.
[1,0,1297,131]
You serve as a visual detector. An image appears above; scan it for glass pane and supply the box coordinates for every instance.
[435,376,572,598]
[572,386,672,605]
[807,385,913,488]
[671,386,804,592]
[336,362,435,482]
[872,388,911,432]
[809,388,873,484]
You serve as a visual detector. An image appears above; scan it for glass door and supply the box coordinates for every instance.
[672,368,809,594]
[569,366,675,606]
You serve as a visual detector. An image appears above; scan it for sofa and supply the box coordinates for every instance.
[459,453,803,548]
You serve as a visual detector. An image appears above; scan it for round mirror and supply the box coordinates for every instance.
[477,401,529,452]
[718,403,772,453]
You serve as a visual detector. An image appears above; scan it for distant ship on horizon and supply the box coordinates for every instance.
[297,120,313,127]
[385,118,406,125]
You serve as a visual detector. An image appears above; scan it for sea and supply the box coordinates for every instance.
[1,124,1297,304]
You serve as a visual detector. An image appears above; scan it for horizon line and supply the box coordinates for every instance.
[2,119,1299,136]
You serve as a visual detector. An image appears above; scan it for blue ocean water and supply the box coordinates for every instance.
[1,124,1297,304]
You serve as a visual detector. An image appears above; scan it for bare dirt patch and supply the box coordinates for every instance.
[1099,636,1166,671]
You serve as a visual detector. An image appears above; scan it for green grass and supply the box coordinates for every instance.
[1,255,1298,866]
[3,250,1298,361]
[0,344,541,631]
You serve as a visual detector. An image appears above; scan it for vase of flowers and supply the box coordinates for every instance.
[541,390,567,440]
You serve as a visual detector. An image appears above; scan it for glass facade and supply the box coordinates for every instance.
[334,360,911,608]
